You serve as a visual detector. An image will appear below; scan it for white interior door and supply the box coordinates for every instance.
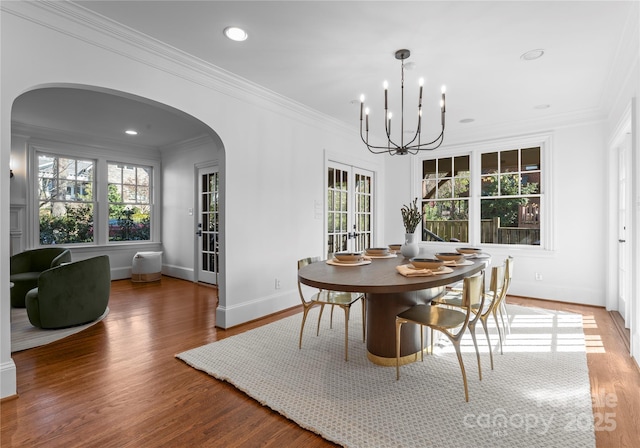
[326,163,374,255]
[197,166,219,285]
[617,138,631,324]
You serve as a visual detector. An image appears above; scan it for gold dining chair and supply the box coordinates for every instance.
[493,256,514,354]
[433,264,505,373]
[297,257,365,361]
[395,273,484,402]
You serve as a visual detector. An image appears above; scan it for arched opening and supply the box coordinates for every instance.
[8,84,225,347]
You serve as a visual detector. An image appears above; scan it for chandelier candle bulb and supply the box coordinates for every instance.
[384,81,388,109]
[358,48,447,155]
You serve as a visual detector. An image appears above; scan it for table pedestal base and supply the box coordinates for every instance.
[366,287,444,366]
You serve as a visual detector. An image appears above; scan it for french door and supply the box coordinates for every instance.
[326,162,374,255]
[197,166,219,285]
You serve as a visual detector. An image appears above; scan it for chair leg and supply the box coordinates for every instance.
[492,309,504,355]
[420,325,424,362]
[451,338,470,402]
[361,297,366,342]
[395,319,403,380]
[299,306,311,349]
[330,304,335,329]
[500,301,511,334]
[430,328,434,355]
[343,306,350,361]
[316,304,326,336]
[468,322,482,381]
[480,316,494,370]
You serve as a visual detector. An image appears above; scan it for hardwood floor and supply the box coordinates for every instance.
[2,277,639,447]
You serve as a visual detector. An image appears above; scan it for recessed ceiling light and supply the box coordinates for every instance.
[459,118,475,123]
[125,129,138,135]
[521,49,545,61]
[224,26,248,42]
[534,104,550,110]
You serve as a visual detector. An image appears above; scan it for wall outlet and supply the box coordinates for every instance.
[535,272,543,281]
[275,278,281,289]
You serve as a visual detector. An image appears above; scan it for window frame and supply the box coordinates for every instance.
[28,140,161,248]
[412,133,553,250]
[107,162,153,243]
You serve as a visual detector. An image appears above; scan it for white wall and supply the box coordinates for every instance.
[0,1,376,398]
[384,123,609,306]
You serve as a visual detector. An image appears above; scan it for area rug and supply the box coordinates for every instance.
[11,307,109,353]
[177,304,595,447]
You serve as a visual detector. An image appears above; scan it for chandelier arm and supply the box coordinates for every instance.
[406,126,446,149]
[407,136,445,152]
[360,129,403,152]
[360,133,403,154]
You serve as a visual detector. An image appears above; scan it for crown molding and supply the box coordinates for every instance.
[447,106,606,146]
[2,0,355,137]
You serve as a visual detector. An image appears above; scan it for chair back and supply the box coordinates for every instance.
[462,273,484,309]
[10,247,71,274]
[26,255,111,329]
[486,264,505,313]
[297,257,321,305]
[488,265,504,296]
[504,256,514,290]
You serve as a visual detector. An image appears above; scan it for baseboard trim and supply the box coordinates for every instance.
[609,310,631,354]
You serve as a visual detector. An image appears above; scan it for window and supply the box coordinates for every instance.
[480,147,541,245]
[33,144,157,246]
[108,163,151,241]
[422,155,470,242]
[418,141,545,247]
[38,154,96,244]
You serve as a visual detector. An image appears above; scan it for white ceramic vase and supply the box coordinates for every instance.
[400,232,420,258]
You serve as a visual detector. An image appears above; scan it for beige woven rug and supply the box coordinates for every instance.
[177,304,595,447]
[11,307,109,353]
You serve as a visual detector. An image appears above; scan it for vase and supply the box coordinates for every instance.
[400,232,420,259]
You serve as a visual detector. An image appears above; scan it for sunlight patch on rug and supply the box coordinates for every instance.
[177,304,595,447]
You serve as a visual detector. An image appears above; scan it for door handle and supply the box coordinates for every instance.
[618,239,626,243]
[196,230,202,237]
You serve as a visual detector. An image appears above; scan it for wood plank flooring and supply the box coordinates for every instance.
[2,277,639,447]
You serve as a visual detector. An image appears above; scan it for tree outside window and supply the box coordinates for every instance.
[419,146,542,246]
[108,163,151,241]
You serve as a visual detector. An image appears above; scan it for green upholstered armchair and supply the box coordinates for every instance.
[10,247,72,307]
[25,255,111,329]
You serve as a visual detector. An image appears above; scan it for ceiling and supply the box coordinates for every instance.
[12,1,635,148]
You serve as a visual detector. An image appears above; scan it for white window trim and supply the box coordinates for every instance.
[28,139,161,248]
[412,132,554,251]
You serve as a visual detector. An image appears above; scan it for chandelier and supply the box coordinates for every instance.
[359,49,446,155]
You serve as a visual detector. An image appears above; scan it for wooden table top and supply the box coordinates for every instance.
[298,255,486,294]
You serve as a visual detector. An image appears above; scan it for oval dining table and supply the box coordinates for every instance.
[297,255,486,366]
